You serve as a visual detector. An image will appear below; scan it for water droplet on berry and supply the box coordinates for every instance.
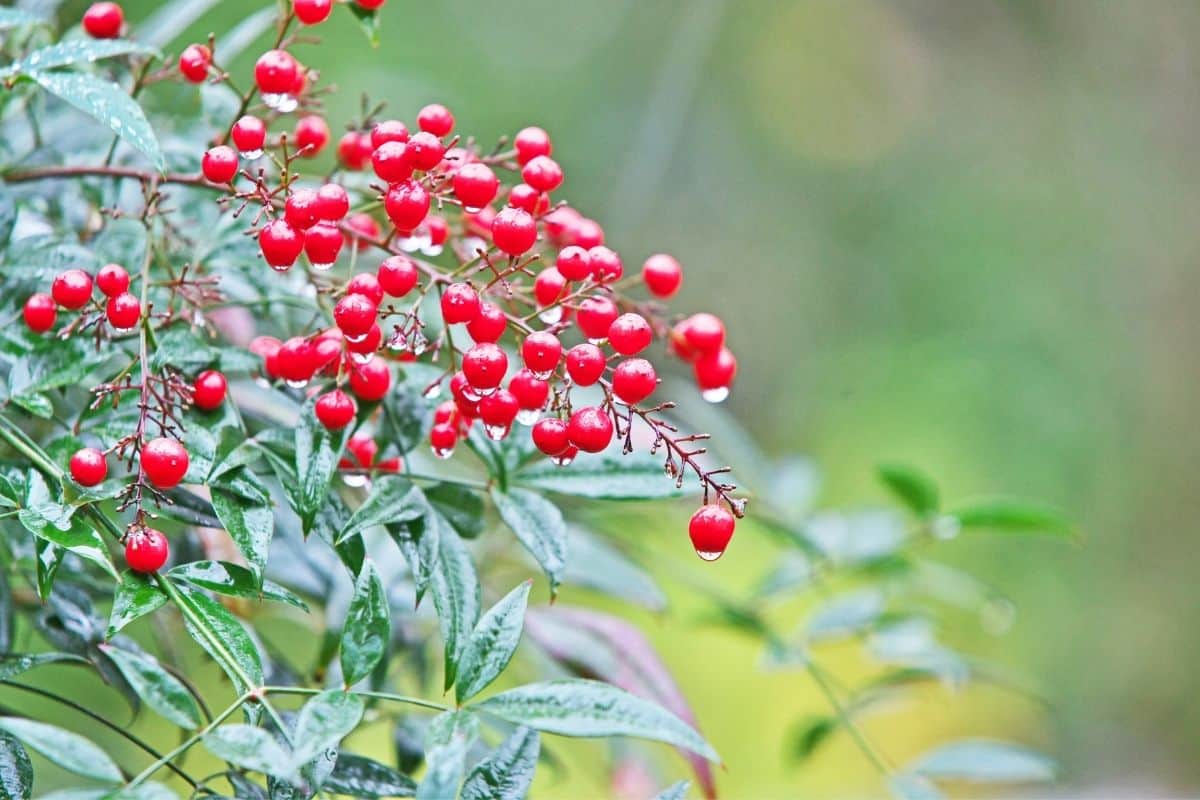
[420,243,444,257]
[432,445,454,460]
[701,387,730,403]
[344,331,367,344]
[412,339,428,356]
[351,351,374,365]
[343,474,369,488]
[695,548,725,562]
[538,306,563,325]
[422,383,442,399]
[551,451,576,467]
[192,309,205,326]
[463,204,483,214]
[461,385,481,402]
[301,284,318,298]
[112,323,136,334]
[270,263,292,273]
[474,385,496,398]
[263,92,298,112]
[463,236,487,253]
[311,261,335,272]
[516,408,540,426]
[242,148,264,160]
[285,378,309,389]
[587,337,606,346]
[484,424,509,441]
[530,369,553,381]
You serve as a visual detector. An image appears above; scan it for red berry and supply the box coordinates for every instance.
[250,336,282,379]
[141,437,189,489]
[338,132,373,170]
[507,184,547,215]
[357,0,386,9]
[193,370,227,410]
[466,302,506,343]
[682,313,725,354]
[509,369,549,411]
[426,215,449,246]
[514,126,552,165]
[384,179,431,231]
[608,313,652,356]
[567,406,613,453]
[612,358,657,404]
[52,269,93,310]
[576,295,619,340]
[521,155,563,193]
[430,422,458,455]
[285,188,321,230]
[178,44,211,83]
[478,389,519,430]
[465,206,496,239]
[125,529,169,573]
[106,292,140,330]
[642,253,683,298]
[450,372,480,417]
[82,2,123,38]
[575,219,605,249]
[259,219,304,269]
[201,145,239,184]
[566,343,606,386]
[694,347,737,393]
[544,206,582,247]
[378,255,419,297]
[521,331,561,375]
[492,207,537,256]
[315,389,357,430]
[345,431,378,467]
[313,331,343,374]
[346,272,384,306]
[70,448,107,487]
[372,141,414,183]
[277,336,317,384]
[346,323,382,355]
[453,163,499,211]
[345,213,380,241]
[462,344,508,391]
[304,223,344,266]
[588,246,622,283]
[96,263,130,297]
[440,283,480,325]
[255,49,299,94]
[556,246,591,281]
[403,131,445,171]
[348,357,391,401]
[417,104,455,137]
[334,293,378,338]
[532,418,570,456]
[371,120,409,148]
[23,294,56,333]
[533,268,568,309]
[293,0,332,25]
[315,183,350,221]
[434,401,458,426]
[231,116,267,154]
[689,505,735,560]
[294,115,329,157]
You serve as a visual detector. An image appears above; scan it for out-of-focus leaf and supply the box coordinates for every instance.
[290,691,364,769]
[338,475,423,544]
[340,560,389,687]
[324,753,416,798]
[39,783,179,800]
[789,715,837,763]
[139,0,220,47]
[455,582,531,703]
[877,463,940,514]
[347,3,382,47]
[416,711,478,800]
[0,571,11,654]
[950,499,1075,538]
[292,403,349,534]
[426,511,480,691]
[168,561,307,611]
[888,775,945,800]
[754,551,813,600]
[906,739,1055,783]
[0,730,32,800]
[381,375,431,454]
[803,510,907,565]
[100,646,202,729]
[19,506,118,581]
[214,7,277,63]
[652,780,691,800]
[29,72,163,170]
[203,724,293,781]
[491,487,566,594]
[561,527,667,611]
[805,589,886,642]
[424,482,484,539]
[460,726,539,800]
[514,453,691,499]
[0,718,121,783]
[0,9,45,30]
[173,584,263,692]
[0,40,158,78]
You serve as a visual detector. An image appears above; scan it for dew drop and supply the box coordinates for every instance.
[695,549,725,562]
[422,383,443,399]
[412,339,428,356]
[310,261,335,272]
[516,408,541,426]
[461,385,481,402]
[531,369,552,381]
[270,263,292,273]
[474,385,496,398]
[538,306,563,325]
[462,236,487,252]
[344,331,367,344]
[931,514,961,541]
[112,324,136,334]
[463,204,483,214]
[551,452,576,467]
[242,148,264,160]
[285,378,309,389]
[432,446,454,460]
[351,351,374,365]
[701,387,730,404]
[342,474,369,488]
[421,243,444,257]
[587,337,606,346]
[485,424,509,441]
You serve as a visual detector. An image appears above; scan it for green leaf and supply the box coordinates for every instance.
[139,0,221,47]
[173,584,263,692]
[1,39,158,79]
[347,3,382,47]
[652,780,691,800]
[888,775,945,800]
[0,9,45,31]
[460,726,539,800]
[106,572,168,638]
[561,527,666,611]
[39,784,179,800]
[417,711,478,800]
[877,463,940,514]
[149,328,218,373]
[949,499,1075,538]
[203,725,293,781]
[426,512,480,691]
[211,480,274,579]
[0,654,88,682]
[0,730,32,800]
[19,506,119,581]
[381,376,431,454]
[168,561,307,611]
[338,475,423,544]
[906,740,1055,783]
[9,393,52,419]
[455,582,531,703]
[491,488,567,593]
[789,715,837,762]
[515,452,691,499]
[340,559,389,687]
[425,482,485,539]
[291,691,364,769]
[100,646,202,729]
[325,753,416,798]
[805,589,885,642]
[292,403,349,533]
[29,71,164,171]
[0,718,122,784]
[473,680,719,762]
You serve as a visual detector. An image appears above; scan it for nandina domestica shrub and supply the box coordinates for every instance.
[0,3,1066,798]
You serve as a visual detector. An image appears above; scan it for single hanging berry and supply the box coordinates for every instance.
[96,263,130,297]
[315,183,350,221]
[372,141,414,183]
[192,370,227,410]
[441,283,480,325]
[254,49,299,95]
[105,292,141,330]
[82,2,123,38]
[259,219,304,270]
[125,528,169,573]
[346,272,385,306]
[371,119,409,147]
[462,344,509,393]
[316,389,357,430]
[338,131,373,170]
[23,294,56,332]
[694,346,737,402]
[141,438,190,489]
[201,145,239,184]
[417,103,455,137]
[567,406,614,453]
[612,358,657,404]
[556,246,591,281]
[294,115,330,157]
[285,188,321,230]
[521,155,563,193]
[689,505,735,561]
[69,448,107,487]
[403,131,445,171]
[478,389,519,435]
[566,343,606,386]
[681,312,725,354]
[608,313,653,356]
[514,126,552,165]
[178,44,212,83]
[642,253,683,298]
[429,422,458,458]
[378,255,419,298]
[52,269,94,310]
[293,0,333,25]
[231,115,267,156]
[588,245,623,282]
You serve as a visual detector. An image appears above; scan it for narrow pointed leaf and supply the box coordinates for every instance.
[515,453,691,499]
[106,572,168,638]
[0,730,32,800]
[340,560,389,686]
[877,463,939,514]
[950,499,1075,538]
[291,691,364,768]
[0,718,122,783]
[168,561,307,610]
[29,72,163,170]
[427,512,480,690]
[203,725,294,780]
[338,476,423,544]
[460,726,539,800]
[907,740,1055,783]
[417,711,478,800]
[455,582,531,703]
[2,39,157,78]
[325,753,416,798]
[491,488,566,593]
[210,483,273,580]
[100,647,202,729]
[173,584,263,691]
[653,781,691,800]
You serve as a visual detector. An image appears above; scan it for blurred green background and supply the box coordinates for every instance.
[40,0,1200,796]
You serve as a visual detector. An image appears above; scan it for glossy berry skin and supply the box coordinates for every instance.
[450,372,480,417]
[565,343,606,386]
[694,346,737,390]
[417,104,455,137]
[371,120,409,148]
[424,215,447,247]
[344,431,378,468]
[588,246,623,282]
[52,269,94,310]
[316,389,357,430]
[441,283,480,325]
[466,302,506,343]
[259,220,304,268]
[349,358,391,401]
[69,448,107,487]
[251,336,283,379]
[509,369,549,411]
[508,184,548,215]
[231,115,267,154]
[338,132,373,170]
[285,188,321,230]
[532,418,570,456]
[295,115,330,157]
[315,183,350,221]
[682,313,725,354]
[521,155,563,193]
[82,2,123,38]
[293,0,333,24]
[522,331,562,374]
[453,163,500,210]
[334,293,377,338]
[689,505,735,558]
[384,179,431,231]
[106,292,141,329]
[372,141,414,183]
[574,219,605,249]
[533,267,568,308]
[345,213,380,241]
[567,406,614,453]
[96,263,130,297]
[178,44,211,83]
[608,313,653,356]
[201,145,239,183]
[492,207,537,256]
[378,255,419,297]
[514,126,552,165]
[478,389,519,428]
[430,422,457,453]
[642,253,683,298]
[612,358,657,404]
[403,131,445,172]
[346,272,384,306]
[462,344,508,391]
[192,370,227,410]
[576,295,619,340]
[556,246,591,281]
[23,294,56,332]
[125,529,169,574]
[346,323,382,355]
[141,438,189,489]
[255,49,299,94]
[544,206,582,247]
[276,337,316,383]
[304,223,344,265]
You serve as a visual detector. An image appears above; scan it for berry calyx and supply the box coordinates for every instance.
[259,220,304,269]
[417,104,455,137]
[441,283,480,325]
[566,343,606,386]
[576,295,619,340]
[293,0,333,25]
[462,343,509,391]
[384,179,431,231]
[82,2,123,38]
[642,253,683,298]
[105,292,141,330]
[125,528,169,574]
[466,302,507,343]
[348,358,391,401]
[612,358,657,404]
[178,44,212,83]
[294,115,330,157]
[255,49,299,95]
[532,418,570,456]
[231,115,267,154]
[52,269,94,310]
[514,126,552,165]
[521,155,563,193]
[567,406,614,453]
[492,207,537,256]
[689,505,735,561]
[453,163,500,211]
[201,145,239,184]
[372,141,414,183]
[522,331,562,376]
[378,255,419,297]
[556,246,591,281]
[192,370,227,410]
[141,437,190,489]
[334,293,378,339]
[315,389,357,430]
[23,294,56,332]
[69,448,107,487]
[96,263,130,297]
[608,313,653,356]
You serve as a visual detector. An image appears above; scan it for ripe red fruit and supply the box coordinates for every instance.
[608,313,653,356]
[333,293,377,338]
[356,0,386,9]
[694,347,737,392]
[178,44,212,83]
[348,357,391,401]
[285,188,321,230]
[682,312,725,354]
[338,131,373,170]
[346,272,384,306]
[304,223,344,266]
[574,218,605,249]
[277,337,317,384]
[192,370,227,410]
[509,369,549,411]
[125,529,169,574]
[255,49,299,94]
[82,2,123,38]
[478,389,519,430]
[346,323,382,355]
[315,389,357,430]
[293,0,332,25]
[492,207,537,256]
[52,269,93,310]
[345,431,378,468]
[231,116,267,154]
[453,163,500,211]
[251,336,282,378]
[426,215,449,246]
[556,246,591,281]
[141,437,190,489]
[23,294,56,332]
[642,253,683,298]
[294,115,330,157]
[345,213,380,241]
[462,344,508,391]
[378,255,419,297]
[440,283,480,325]
[567,406,614,453]
[371,119,409,148]
[450,372,480,417]
[315,183,350,221]
[507,184,547,215]
[521,155,563,193]
[612,358,657,404]
[259,219,304,269]
[69,448,107,487]
[532,418,570,456]
[371,141,414,183]
[403,131,445,171]
[566,343,606,386]
[430,422,457,455]
[576,295,619,340]
[544,206,582,247]
[522,331,562,375]
[514,126,552,165]
[434,401,458,427]
[106,292,140,330]
[466,302,506,343]
[533,269,568,310]
[417,104,455,137]
[588,246,622,282]
[96,263,130,297]
[201,145,239,183]
[384,179,431,231]
[689,505,735,560]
